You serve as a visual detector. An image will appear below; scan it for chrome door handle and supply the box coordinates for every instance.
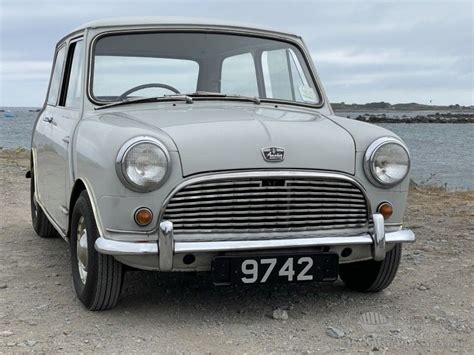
[62,136,70,144]
[43,116,54,123]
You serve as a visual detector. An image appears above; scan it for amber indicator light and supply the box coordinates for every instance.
[134,208,153,226]
[377,202,393,219]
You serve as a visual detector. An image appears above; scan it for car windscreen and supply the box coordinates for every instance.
[91,31,320,105]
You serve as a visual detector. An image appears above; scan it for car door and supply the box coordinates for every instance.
[37,38,85,231]
[34,44,67,229]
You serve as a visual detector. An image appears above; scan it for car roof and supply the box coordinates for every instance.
[70,16,300,39]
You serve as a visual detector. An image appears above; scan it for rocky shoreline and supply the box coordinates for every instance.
[348,112,474,124]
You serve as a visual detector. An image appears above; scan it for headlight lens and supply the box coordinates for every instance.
[116,138,170,192]
[364,138,410,188]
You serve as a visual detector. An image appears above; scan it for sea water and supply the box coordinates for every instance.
[1,107,472,190]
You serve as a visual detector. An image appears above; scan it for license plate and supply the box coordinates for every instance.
[212,253,338,285]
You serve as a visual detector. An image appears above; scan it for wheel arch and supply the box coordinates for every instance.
[67,178,104,239]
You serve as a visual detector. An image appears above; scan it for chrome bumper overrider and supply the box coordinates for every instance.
[95,213,415,271]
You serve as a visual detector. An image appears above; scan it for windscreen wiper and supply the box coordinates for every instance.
[189,91,261,104]
[95,95,193,110]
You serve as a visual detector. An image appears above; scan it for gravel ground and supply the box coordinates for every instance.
[1,149,473,354]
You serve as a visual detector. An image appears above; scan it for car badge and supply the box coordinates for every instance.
[261,147,285,162]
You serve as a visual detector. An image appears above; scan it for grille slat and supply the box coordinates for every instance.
[171,190,363,201]
[168,213,367,223]
[175,185,360,197]
[163,177,369,234]
[164,207,367,218]
[176,223,366,234]
[184,181,262,189]
[187,179,354,188]
[166,197,366,208]
[165,202,366,211]
[284,179,354,186]
[174,217,366,228]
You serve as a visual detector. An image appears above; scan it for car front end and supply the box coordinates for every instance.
[95,144,414,273]
[69,21,414,302]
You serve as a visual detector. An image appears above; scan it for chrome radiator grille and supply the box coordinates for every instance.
[163,177,369,234]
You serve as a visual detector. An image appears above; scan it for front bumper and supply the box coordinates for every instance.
[95,213,415,271]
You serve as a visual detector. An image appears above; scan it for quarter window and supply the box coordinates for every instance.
[262,49,317,103]
[47,46,66,105]
[62,40,84,109]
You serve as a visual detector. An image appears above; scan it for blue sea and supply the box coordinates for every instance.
[1,107,473,190]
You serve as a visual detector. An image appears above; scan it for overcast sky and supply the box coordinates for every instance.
[0,0,472,107]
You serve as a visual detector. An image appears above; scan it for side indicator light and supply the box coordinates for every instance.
[377,202,393,219]
[134,207,153,226]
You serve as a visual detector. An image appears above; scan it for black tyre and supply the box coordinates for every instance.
[30,166,58,238]
[70,191,123,311]
[339,244,402,292]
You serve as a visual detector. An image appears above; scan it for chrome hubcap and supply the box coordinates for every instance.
[76,216,88,284]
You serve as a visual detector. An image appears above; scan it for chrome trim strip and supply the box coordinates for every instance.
[176,229,415,253]
[371,213,386,261]
[386,229,415,243]
[60,205,69,215]
[175,236,372,253]
[105,227,151,235]
[175,185,361,196]
[385,223,403,228]
[35,197,67,240]
[95,238,158,255]
[173,227,370,242]
[168,190,365,201]
[166,207,367,217]
[158,220,174,271]
[169,213,367,223]
[79,177,106,238]
[94,229,415,256]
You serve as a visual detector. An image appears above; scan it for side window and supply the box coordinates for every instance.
[221,53,258,97]
[61,40,84,109]
[47,46,66,105]
[262,49,317,103]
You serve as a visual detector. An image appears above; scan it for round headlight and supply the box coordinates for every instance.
[116,137,170,192]
[364,137,410,188]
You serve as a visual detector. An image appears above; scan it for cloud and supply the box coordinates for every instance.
[0,0,472,106]
[313,49,460,67]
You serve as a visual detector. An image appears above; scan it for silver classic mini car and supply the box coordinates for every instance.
[29,18,415,310]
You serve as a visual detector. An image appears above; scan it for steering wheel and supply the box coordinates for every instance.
[118,83,181,100]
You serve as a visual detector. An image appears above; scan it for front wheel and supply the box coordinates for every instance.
[339,244,402,292]
[70,191,123,310]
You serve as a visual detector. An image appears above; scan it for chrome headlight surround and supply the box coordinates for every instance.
[115,137,170,192]
[364,137,411,188]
